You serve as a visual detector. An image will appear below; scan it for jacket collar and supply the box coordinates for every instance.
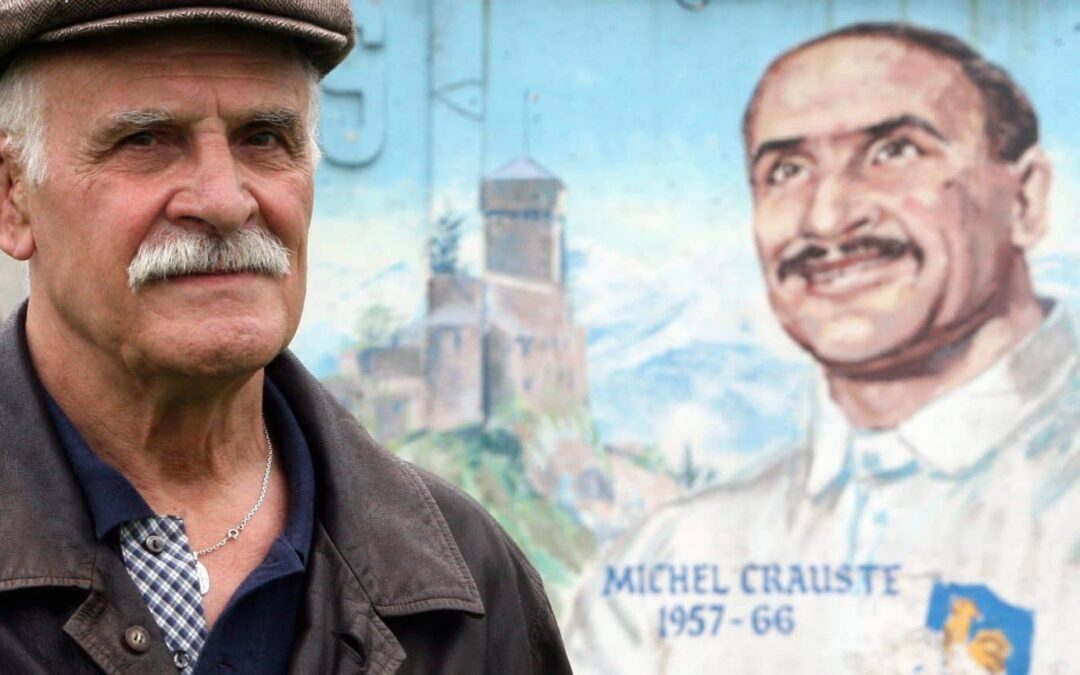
[0,302,483,619]
[266,350,484,617]
[0,303,98,591]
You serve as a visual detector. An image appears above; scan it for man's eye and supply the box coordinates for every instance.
[247,131,282,147]
[871,138,921,165]
[123,131,159,147]
[767,160,805,186]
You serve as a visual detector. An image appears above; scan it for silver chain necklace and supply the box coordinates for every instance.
[192,422,273,596]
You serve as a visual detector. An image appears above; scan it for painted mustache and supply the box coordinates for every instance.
[777,236,924,283]
[127,227,292,291]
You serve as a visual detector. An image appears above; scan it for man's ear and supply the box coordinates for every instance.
[0,135,35,261]
[1008,145,1052,250]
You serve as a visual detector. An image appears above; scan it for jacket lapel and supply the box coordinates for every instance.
[268,351,485,674]
[0,304,175,673]
[290,524,407,674]
[267,351,483,618]
[62,547,178,675]
[0,305,98,591]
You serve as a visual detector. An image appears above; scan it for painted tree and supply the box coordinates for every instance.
[429,212,463,275]
[353,304,404,350]
[677,443,701,489]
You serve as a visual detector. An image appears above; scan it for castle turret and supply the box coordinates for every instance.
[349,157,587,440]
[481,158,565,285]
[425,274,486,430]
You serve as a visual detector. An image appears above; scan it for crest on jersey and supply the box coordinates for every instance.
[925,582,1034,675]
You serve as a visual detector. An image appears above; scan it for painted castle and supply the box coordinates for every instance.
[339,158,589,440]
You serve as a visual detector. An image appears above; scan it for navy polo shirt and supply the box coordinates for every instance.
[45,378,315,674]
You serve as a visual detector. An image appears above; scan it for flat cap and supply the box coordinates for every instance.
[0,1,356,76]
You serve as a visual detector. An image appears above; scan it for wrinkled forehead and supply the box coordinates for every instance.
[746,36,985,154]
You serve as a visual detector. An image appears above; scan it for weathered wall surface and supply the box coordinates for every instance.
[0,258,25,318]
[292,2,1080,672]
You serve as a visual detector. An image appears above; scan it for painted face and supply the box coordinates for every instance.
[19,27,315,380]
[747,37,1024,369]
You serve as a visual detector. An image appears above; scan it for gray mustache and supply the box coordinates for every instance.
[127,228,292,291]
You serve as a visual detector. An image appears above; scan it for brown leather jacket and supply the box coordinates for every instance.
[0,306,572,674]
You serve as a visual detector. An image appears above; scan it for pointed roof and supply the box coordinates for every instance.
[485,157,562,184]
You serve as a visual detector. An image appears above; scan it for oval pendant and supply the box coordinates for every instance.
[195,559,211,595]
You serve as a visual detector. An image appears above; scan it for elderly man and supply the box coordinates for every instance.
[0,3,569,673]
[566,23,1076,675]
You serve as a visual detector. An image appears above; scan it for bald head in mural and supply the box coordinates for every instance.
[569,23,1080,675]
[744,23,1051,429]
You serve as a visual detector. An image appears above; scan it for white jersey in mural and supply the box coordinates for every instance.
[567,302,1080,675]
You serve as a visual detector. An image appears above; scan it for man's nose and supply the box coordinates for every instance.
[165,136,256,234]
[799,171,876,240]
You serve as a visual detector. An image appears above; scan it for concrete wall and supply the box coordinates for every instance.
[0,259,26,319]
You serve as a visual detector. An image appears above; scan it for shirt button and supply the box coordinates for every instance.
[173,650,191,669]
[144,534,167,554]
[122,625,151,653]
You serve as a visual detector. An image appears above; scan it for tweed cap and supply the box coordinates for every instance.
[0,1,356,76]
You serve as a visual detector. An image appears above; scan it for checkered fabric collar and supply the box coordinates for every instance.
[45,377,315,563]
[120,516,208,673]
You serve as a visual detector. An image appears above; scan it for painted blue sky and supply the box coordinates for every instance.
[306,0,1080,289]
[297,0,1080,453]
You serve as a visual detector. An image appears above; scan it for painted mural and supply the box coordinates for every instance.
[3,1,1075,672]
[302,3,1080,673]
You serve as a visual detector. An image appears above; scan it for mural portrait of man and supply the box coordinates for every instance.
[567,22,1078,675]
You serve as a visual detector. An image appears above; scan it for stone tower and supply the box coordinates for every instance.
[425,274,486,430]
[481,158,565,284]
[349,157,587,439]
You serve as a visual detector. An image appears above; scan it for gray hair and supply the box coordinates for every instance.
[0,54,47,184]
[302,59,323,166]
[0,52,323,186]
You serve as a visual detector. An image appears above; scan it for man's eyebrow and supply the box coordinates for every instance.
[91,107,304,139]
[240,107,308,152]
[751,136,805,170]
[862,114,948,143]
[243,107,302,133]
[750,114,949,171]
[92,109,175,142]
